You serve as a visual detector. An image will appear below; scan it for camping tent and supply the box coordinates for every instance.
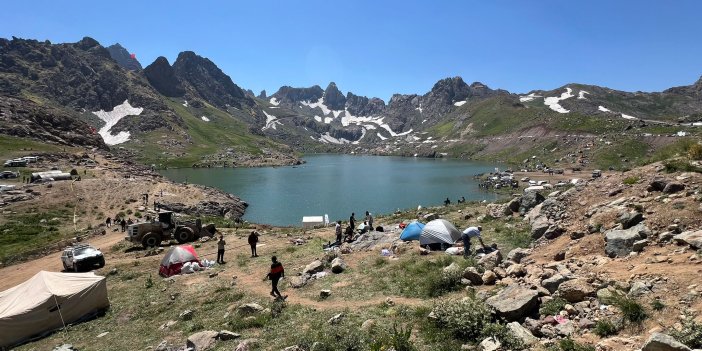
[159,245,201,277]
[400,221,425,241]
[420,219,461,246]
[0,271,109,349]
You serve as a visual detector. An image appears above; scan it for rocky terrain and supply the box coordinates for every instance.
[106,43,142,71]
[2,157,701,351]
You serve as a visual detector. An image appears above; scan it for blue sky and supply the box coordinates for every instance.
[1,0,701,100]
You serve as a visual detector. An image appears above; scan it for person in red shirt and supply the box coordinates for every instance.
[267,256,286,299]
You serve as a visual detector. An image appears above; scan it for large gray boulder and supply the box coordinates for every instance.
[604,223,649,258]
[187,330,219,351]
[673,230,702,249]
[618,211,644,229]
[506,321,538,345]
[557,279,595,303]
[663,183,685,194]
[542,274,570,294]
[330,257,347,273]
[507,248,531,263]
[304,260,324,275]
[531,216,550,239]
[478,250,503,270]
[520,191,545,214]
[641,333,691,351]
[486,285,540,321]
[462,267,484,285]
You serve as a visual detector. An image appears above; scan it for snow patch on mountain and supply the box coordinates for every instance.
[201,116,210,122]
[319,132,350,144]
[377,133,387,141]
[314,116,322,123]
[621,114,638,120]
[352,129,367,145]
[182,100,188,107]
[454,100,467,107]
[519,93,542,102]
[598,106,611,112]
[301,98,338,116]
[324,117,333,124]
[92,100,143,146]
[262,110,280,131]
[578,91,589,99]
[544,88,574,113]
[269,97,280,106]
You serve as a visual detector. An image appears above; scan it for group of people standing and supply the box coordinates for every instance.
[335,210,374,244]
[106,216,133,232]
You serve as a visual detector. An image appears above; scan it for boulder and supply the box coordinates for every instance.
[320,289,332,298]
[330,257,347,273]
[479,337,501,351]
[641,333,691,351]
[554,320,576,337]
[462,267,483,285]
[234,339,259,351]
[328,313,344,325]
[304,260,324,275]
[443,262,462,275]
[179,309,194,321]
[618,211,644,229]
[633,239,649,252]
[289,275,308,288]
[506,264,527,277]
[520,191,545,214]
[542,274,570,294]
[361,319,376,331]
[486,285,540,321]
[531,217,551,239]
[543,225,564,240]
[237,303,264,315]
[478,250,503,270]
[647,179,668,192]
[663,183,685,194]
[507,248,531,263]
[506,321,538,345]
[423,213,438,221]
[482,270,497,285]
[557,279,595,303]
[217,330,241,341]
[186,330,219,351]
[629,281,652,297]
[604,223,649,258]
[673,230,702,249]
[553,251,566,261]
[507,198,521,213]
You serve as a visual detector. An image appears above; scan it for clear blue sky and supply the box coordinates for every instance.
[2,0,701,100]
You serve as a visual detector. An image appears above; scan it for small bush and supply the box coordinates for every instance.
[664,160,702,174]
[594,319,618,337]
[688,143,702,160]
[144,274,153,289]
[426,265,463,297]
[384,324,417,351]
[481,323,525,350]
[607,293,647,325]
[651,299,665,311]
[622,176,639,185]
[431,297,491,340]
[134,211,142,218]
[126,209,133,215]
[557,338,596,351]
[373,257,388,267]
[670,316,702,348]
[540,297,568,316]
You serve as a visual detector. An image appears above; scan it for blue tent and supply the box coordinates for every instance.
[400,221,425,241]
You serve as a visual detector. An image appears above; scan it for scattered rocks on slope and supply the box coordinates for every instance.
[331,257,347,273]
[478,250,503,270]
[304,260,324,275]
[557,278,595,303]
[641,333,691,351]
[673,230,702,249]
[186,330,219,351]
[462,267,483,285]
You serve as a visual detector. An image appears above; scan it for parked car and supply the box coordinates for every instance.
[61,244,105,272]
[0,171,19,179]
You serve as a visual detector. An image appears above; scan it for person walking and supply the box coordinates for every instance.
[365,211,374,231]
[349,212,356,230]
[335,220,342,244]
[267,256,286,299]
[217,234,226,264]
[120,218,127,232]
[461,225,487,258]
[248,231,259,257]
[105,217,112,228]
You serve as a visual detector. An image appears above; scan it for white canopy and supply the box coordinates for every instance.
[0,271,109,348]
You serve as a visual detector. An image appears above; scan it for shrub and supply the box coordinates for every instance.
[540,297,568,316]
[622,176,639,185]
[384,324,417,351]
[606,293,647,325]
[688,143,702,160]
[670,316,702,348]
[144,274,153,289]
[426,265,464,297]
[431,297,491,340]
[134,211,142,218]
[594,319,618,337]
[481,323,525,350]
[664,160,702,174]
[557,338,595,351]
[651,299,665,311]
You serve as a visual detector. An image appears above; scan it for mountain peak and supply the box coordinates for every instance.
[172,51,250,108]
[106,43,142,71]
[323,82,346,110]
[144,56,184,97]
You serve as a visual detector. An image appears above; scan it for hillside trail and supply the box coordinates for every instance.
[0,230,127,291]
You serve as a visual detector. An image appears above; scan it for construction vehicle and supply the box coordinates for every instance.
[125,211,217,248]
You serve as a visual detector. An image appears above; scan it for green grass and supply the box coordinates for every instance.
[0,209,72,264]
[622,176,640,185]
[592,138,649,170]
[594,319,619,337]
[0,134,72,159]
[539,297,567,316]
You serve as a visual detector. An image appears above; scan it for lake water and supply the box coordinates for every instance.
[160,154,499,226]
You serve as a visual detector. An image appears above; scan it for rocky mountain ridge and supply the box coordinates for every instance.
[106,43,142,71]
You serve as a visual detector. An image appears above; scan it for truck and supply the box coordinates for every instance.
[591,169,602,178]
[125,211,217,248]
[61,244,105,272]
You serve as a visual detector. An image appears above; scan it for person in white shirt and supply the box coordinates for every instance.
[462,225,486,258]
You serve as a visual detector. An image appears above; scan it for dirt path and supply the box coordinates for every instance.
[0,230,127,290]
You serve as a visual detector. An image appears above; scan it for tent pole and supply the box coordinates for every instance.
[53,295,68,338]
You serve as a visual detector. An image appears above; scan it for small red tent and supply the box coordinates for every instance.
[159,245,201,277]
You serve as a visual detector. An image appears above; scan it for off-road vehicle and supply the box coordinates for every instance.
[125,211,217,248]
[61,244,105,272]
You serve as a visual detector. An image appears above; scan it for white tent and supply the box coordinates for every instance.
[420,219,461,245]
[0,271,109,348]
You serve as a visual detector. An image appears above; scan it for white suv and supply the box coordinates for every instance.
[61,244,105,272]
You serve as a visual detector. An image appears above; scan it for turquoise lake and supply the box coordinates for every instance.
[160,154,499,226]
